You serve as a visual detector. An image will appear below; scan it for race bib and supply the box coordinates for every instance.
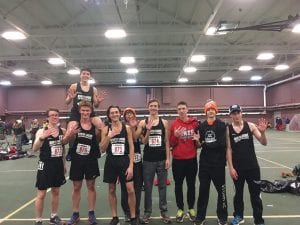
[50,146,63,157]
[134,153,142,163]
[38,161,44,170]
[112,144,125,155]
[76,143,91,156]
[149,136,162,147]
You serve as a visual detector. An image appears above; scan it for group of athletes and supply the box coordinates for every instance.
[32,68,268,225]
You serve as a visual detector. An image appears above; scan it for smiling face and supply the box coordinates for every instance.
[148,100,159,116]
[47,110,59,125]
[108,107,121,122]
[177,104,188,119]
[79,105,92,119]
[80,70,91,82]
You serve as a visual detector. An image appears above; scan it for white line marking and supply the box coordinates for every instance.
[257,156,293,170]
[0,176,70,224]
[0,170,35,173]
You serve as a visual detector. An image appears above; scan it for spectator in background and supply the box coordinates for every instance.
[30,119,40,148]
[12,119,25,152]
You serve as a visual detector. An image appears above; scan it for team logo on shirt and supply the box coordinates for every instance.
[205,130,216,143]
[233,133,249,143]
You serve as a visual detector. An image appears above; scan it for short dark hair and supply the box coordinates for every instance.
[80,68,92,74]
[147,99,160,107]
[46,108,59,117]
[78,100,93,110]
[106,105,121,122]
[177,101,187,107]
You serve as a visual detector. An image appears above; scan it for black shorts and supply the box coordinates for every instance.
[103,155,132,184]
[35,159,66,190]
[69,157,100,181]
[69,108,96,122]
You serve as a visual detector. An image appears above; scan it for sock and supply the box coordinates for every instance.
[36,218,42,222]
[89,210,95,215]
[50,213,57,218]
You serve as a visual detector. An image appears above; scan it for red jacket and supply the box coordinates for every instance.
[170,116,199,159]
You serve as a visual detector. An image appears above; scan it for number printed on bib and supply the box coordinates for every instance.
[51,146,63,157]
[112,144,125,155]
[134,153,142,163]
[149,135,162,147]
[76,143,91,156]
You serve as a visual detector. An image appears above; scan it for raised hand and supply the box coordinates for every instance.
[108,127,120,138]
[257,118,267,133]
[67,88,77,99]
[95,90,107,103]
[146,119,153,130]
[174,126,184,137]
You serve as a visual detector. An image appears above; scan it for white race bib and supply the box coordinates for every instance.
[149,135,162,147]
[134,153,142,163]
[76,143,91,156]
[50,146,63,157]
[112,144,125,155]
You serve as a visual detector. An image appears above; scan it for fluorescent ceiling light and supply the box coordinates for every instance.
[1,31,26,40]
[206,27,217,35]
[88,79,95,84]
[0,80,11,86]
[178,77,188,83]
[105,29,127,39]
[13,70,27,76]
[48,57,65,65]
[222,76,232,82]
[120,57,135,64]
[275,64,289,70]
[256,53,274,60]
[292,24,300,33]
[41,80,52,85]
[126,78,136,84]
[183,66,197,73]
[191,55,206,63]
[126,68,139,74]
[67,68,80,75]
[251,75,262,81]
[238,65,252,71]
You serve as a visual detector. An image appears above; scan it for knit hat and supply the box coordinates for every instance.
[123,107,136,122]
[204,100,218,114]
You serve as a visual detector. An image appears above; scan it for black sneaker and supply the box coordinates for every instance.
[194,220,205,225]
[141,214,151,224]
[34,221,43,225]
[49,215,64,225]
[218,219,228,225]
[131,217,139,225]
[160,212,172,224]
[110,217,120,225]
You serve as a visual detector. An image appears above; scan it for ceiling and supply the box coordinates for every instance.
[0,0,300,87]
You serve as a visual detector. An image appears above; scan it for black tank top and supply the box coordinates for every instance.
[39,128,64,161]
[72,82,94,111]
[107,123,129,156]
[198,119,226,167]
[228,121,259,170]
[143,117,166,162]
[71,124,100,160]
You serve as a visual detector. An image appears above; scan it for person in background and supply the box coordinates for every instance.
[170,101,199,222]
[226,104,267,225]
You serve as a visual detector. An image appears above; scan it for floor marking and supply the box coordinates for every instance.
[0,169,35,173]
[0,176,69,224]
[257,156,293,170]
[2,214,300,221]
[257,149,300,153]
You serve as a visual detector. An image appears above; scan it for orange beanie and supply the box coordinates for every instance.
[123,107,136,122]
[204,100,218,114]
